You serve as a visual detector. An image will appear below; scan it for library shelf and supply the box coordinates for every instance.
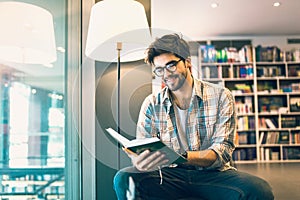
[195,41,300,164]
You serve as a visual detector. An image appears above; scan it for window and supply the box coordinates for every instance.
[0,1,69,199]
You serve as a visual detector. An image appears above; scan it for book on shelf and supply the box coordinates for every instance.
[105,128,187,164]
[202,65,219,79]
[266,131,279,144]
[259,132,265,145]
[259,131,289,145]
[265,118,277,129]
[237,116,256,130]
[283,148,300,160]
[233,148,256,161]
[255,45,282,62]
[238,45,253,63]
[291,132,300,144]
[238,132,248,144]
[290,97,300,112]
[259,117,278,129]
[281,116,297,128]
[278,132,290,144]
[262,148,280,161]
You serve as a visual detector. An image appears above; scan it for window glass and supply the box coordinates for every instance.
[0,0,66,199]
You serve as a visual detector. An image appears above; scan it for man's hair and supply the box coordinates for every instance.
[145,33,190,65]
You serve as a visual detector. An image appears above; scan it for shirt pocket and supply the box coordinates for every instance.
[197,117,216,146]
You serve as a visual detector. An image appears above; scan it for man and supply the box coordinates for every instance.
[114,33,274,200]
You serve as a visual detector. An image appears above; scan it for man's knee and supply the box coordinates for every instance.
[243,175,274,200]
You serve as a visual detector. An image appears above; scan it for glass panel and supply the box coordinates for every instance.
[0,1,66,199]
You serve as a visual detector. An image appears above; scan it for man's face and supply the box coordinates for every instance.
[153,53,187,91]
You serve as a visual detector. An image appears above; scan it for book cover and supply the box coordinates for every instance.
[106,128,187,164]
[279,132,290,144]
[265,118,277,129]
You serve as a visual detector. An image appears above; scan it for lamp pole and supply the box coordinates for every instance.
[117,42,122,169]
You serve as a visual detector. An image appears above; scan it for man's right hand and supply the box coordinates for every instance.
[125,149,169,172]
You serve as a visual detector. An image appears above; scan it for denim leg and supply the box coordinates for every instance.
[113,166,137,200]
[188,170,274,200]
[113,166,189,200]
[114,167,274,200]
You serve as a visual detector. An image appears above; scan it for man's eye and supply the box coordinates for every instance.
[166,62,176,68]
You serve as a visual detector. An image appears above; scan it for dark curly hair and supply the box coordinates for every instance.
[145,33,190,65]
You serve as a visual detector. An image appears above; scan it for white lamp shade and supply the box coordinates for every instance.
[85,0,152,62]
[0,2,57,64]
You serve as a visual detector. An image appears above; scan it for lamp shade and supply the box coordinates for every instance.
[85,0,152,62]
[0,2,56,64]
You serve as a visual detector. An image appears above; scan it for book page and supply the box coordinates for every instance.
[106,128,160,148]
[106,128,130,147]
[126,137,160,148]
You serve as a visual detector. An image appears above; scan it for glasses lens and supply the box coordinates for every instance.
[166,61,178,72]
[154,67,164,76]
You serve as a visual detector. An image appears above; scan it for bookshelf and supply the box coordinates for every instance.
[196,41,300,164]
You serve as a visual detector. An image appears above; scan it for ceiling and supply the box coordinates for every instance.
[2,0,300,93]
[151,0,300,39]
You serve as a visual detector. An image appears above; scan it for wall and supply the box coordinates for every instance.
[95,60,152,199]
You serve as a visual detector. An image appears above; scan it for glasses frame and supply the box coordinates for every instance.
[153,58,183,77]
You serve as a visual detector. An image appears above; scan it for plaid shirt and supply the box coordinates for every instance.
[136,78,236,171]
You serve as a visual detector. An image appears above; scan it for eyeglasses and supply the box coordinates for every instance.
[153,59,183,77]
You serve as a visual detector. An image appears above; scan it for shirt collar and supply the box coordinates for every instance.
[193,78,204,99]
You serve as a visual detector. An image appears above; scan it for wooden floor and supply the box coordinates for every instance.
[235,162,300,200]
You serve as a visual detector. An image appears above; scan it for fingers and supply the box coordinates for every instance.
[133,150,169,172]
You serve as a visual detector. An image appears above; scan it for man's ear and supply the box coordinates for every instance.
[185,57,192,71]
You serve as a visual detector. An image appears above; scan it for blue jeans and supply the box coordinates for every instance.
[113,165,274,200]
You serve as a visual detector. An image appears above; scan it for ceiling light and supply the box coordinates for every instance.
[273,2,281,7]
[31,89,37,94]
[0,2,57,64]
[57,46,65,53]
[43,63,53,68]
[211,3,219,8]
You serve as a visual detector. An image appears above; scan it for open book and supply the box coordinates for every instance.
[106,128,187,164]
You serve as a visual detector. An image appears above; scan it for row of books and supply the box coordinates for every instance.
[200,45,253,63]
[257,66,284,77]
[285,49,300,62]
[255,45,282,62]
[258,118,278,129]
[260,148,280,161]
[237,116,255,131]
[290,97,300,112]
[260,147,300,161]
[235,131,300,146]
[222,65,253,79]
[201,65,255,79]
[280,83,300,93]
[257,64,300,78]
[281,116,300,128]
[236,132,256,145]
[232,148,256,161]
[288,65,300,76]
[259,131,289,145]
[234,65,254,78]
[235,97,253,114]
[291,132,300,144]
[283,148,300,160]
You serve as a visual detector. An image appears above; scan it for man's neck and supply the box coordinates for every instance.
[171,75,193,110]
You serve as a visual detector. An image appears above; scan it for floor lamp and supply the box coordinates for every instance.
[85,0,152,167]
